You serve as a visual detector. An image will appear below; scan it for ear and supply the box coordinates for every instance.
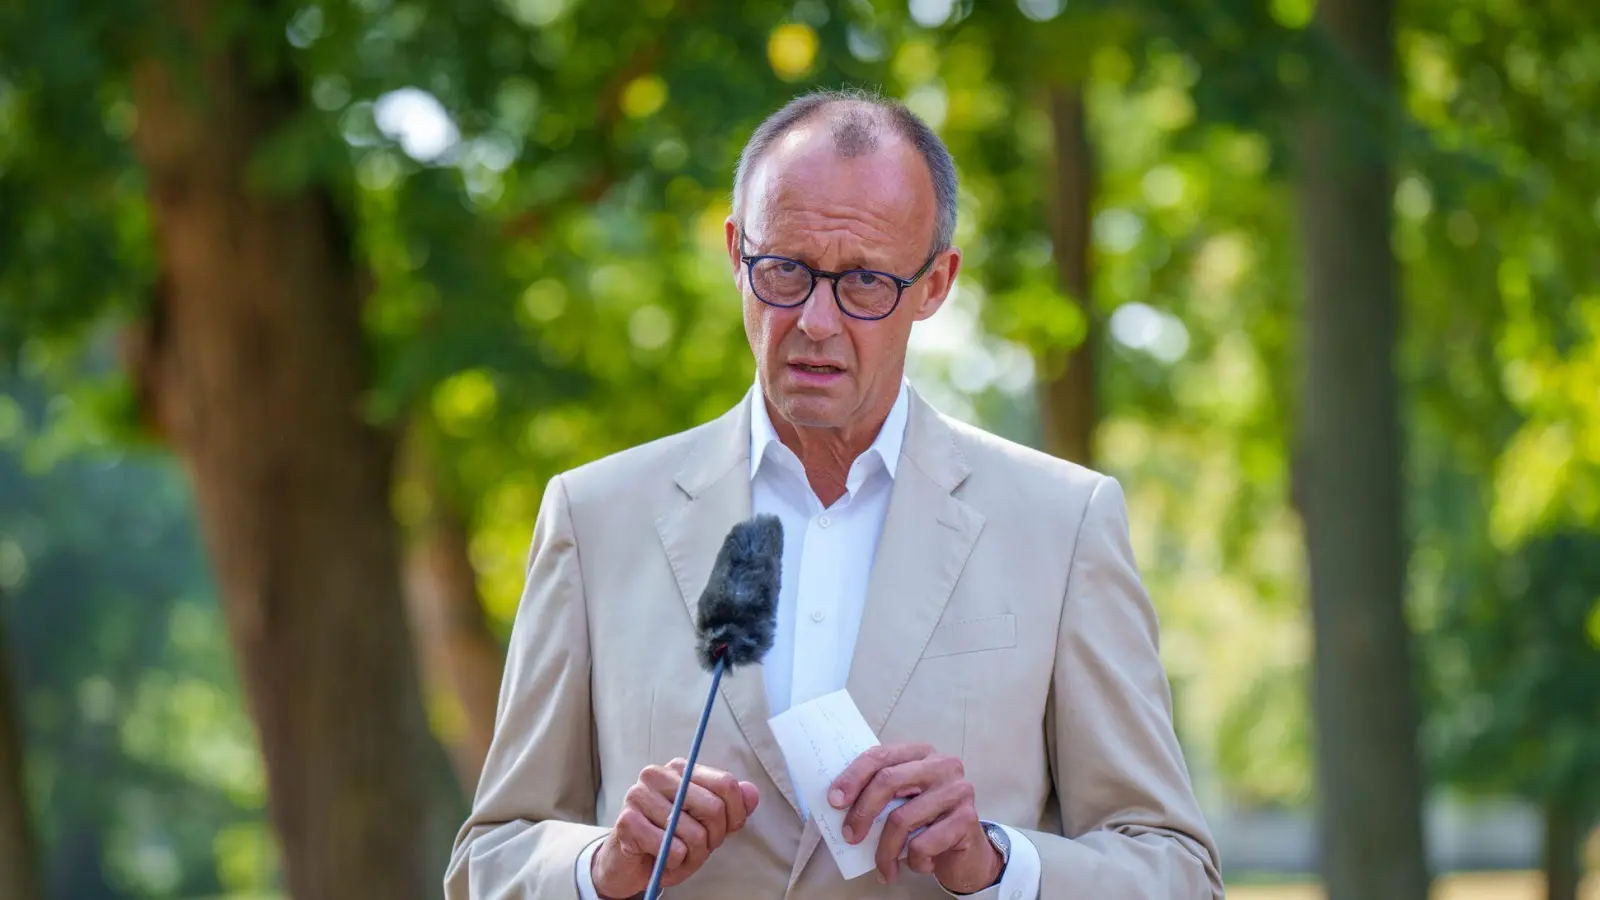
[911,247,962,322]
[724,217,743,281]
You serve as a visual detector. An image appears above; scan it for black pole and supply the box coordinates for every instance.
[643,652,727,900]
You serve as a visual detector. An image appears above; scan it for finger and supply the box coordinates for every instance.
[628,778,712,867]
[830,743,934,811]
[874,782,967,880]
[643,762,726,851]
[615,806,690,871]
[906,812,973,875]
[674,762,760,839]
[687,763,750,841]
[845,753,956,844]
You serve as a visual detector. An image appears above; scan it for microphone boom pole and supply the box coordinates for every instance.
[643,652,727,900]
[640,514,781,900]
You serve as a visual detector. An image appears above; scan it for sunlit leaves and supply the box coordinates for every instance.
[620,74,668,118]
[768,24,819,81]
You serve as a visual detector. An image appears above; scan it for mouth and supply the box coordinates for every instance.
[790,362,844,374]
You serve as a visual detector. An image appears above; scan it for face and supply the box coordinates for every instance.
[726,120,961,440]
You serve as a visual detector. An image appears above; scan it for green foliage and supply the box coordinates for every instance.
[1,362,273,899]
[2,0,1600,887]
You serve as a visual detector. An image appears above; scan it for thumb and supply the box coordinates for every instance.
[739,781,760,813]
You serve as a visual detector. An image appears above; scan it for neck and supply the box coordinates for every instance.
[766,387,898,508]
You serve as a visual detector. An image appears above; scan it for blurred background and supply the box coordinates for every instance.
[1,0,1597,898]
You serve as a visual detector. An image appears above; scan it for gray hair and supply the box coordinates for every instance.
[730,87,959,254]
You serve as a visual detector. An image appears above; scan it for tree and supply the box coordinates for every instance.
[1293,0,1431,896]
[2,0,901,892]
[1037,84,1099,465]
[0,615,42,900]
[399,433,505,794]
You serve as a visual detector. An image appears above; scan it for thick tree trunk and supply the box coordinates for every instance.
[0,617,43,900]
[1543,801,1583,900]
[403,475,505,795]
[125,4,434,898]
[1294,0,1430,898]
[1038,85,1097,466]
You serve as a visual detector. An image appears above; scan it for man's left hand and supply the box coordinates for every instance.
[828,743,1002,892]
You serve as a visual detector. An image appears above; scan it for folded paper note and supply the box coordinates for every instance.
[768,689,908,880]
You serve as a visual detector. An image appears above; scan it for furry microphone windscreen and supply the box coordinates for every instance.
[694,514,783,671]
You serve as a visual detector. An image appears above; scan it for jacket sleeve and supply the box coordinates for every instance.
[444,473,611,900]
[1019,475,1226,898]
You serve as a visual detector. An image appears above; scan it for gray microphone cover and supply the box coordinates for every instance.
[694,514,783,671]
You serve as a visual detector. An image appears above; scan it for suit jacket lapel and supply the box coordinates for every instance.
[787,390,986,891]
[847,389,984,735]
[655,390,803,817]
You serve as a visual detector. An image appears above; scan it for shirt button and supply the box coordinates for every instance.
[810,610,825,623]
[818,515,831,527]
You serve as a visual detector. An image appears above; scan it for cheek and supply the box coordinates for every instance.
[845,320,898,368]
[744,300,785,357]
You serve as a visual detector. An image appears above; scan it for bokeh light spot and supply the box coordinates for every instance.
[622,74,668,119]
[768,24,819,81]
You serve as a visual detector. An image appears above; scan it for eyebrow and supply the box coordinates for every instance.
[741,230,897,273]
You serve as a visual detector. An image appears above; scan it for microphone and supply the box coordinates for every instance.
[644,514,782,900]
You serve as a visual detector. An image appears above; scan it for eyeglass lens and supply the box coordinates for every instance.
[749,258,899,319]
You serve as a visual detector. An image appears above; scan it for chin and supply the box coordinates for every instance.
[774,394,848,430]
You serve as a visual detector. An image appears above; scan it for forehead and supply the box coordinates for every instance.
[743,119,935,250]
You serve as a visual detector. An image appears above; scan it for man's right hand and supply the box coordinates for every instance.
[590,758,760,899]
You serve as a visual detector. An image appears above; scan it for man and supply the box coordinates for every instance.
[445,89,1225,899]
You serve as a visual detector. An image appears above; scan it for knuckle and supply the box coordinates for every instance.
[864,744,892,764]
[704,794,727,822]
[617,807,645,834]
[886,806,912,831]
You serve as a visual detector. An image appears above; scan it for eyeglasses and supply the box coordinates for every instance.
[738,228,940,321]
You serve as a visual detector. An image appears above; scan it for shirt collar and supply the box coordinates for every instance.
[749,378,910,483]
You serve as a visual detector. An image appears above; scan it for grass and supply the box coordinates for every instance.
[1229,870,1599,900]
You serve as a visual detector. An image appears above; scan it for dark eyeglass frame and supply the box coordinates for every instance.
[737,228,940,321]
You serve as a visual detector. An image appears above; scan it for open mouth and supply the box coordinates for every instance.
[791,363,843,374]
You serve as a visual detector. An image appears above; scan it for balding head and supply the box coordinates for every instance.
[724,90,963,457]
[731,89,959,254]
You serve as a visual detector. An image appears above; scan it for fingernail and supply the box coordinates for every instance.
[829,788,844,808]
[841,823,853,842]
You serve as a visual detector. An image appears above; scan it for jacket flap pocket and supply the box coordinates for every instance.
[921,614,1017,660]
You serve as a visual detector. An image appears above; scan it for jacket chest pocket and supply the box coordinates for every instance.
[922,614,1017,659]
[881,615,1018,758]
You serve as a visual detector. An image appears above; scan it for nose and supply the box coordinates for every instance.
[795,277,844,341]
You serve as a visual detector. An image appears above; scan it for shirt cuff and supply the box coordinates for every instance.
[574,833,607,900]
[940,823,1041,900]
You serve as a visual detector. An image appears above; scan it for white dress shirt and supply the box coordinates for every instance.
[577,381,1040,899]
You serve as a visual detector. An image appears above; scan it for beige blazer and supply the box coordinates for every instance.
[445,386,1225,899]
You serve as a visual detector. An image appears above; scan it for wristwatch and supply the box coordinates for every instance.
[981,821,1010,880]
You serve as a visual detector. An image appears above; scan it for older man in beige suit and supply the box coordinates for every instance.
[445,89,1225,900]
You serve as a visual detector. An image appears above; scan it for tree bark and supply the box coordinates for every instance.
[0,615,43,900]
[1294,0,1431,898]
[1038,85,1097,466]
[125,3,435,898]
[1543,801,1583,900]
[402,468,505,796]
